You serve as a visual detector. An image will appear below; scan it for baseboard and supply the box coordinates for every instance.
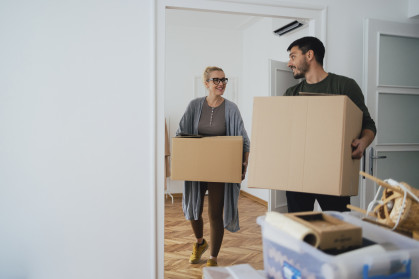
[167,192,268,207]
[169,193,182,198]
[240,190,268,207]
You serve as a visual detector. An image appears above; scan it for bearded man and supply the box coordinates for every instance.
[284,36,376,213]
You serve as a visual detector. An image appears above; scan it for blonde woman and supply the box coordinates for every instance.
[176,66,250,266]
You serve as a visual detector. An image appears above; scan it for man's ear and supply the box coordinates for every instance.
[306,49,315,62]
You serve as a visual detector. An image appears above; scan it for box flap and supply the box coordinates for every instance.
[176,133,203,138]
[299,92,336,96]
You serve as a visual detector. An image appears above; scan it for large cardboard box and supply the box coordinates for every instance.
[248,95,362,196]
[171,136,243,183]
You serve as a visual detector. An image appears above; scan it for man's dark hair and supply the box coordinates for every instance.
[287,36,325,66]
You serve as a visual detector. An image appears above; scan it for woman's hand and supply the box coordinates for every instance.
[241,152,250,181]
[242,161,248,180]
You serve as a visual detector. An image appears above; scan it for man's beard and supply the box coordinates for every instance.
[292,59,309,79]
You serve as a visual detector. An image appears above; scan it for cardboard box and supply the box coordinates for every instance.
[248,95,362,196]
[286,212,362,251]
[171,136,243,183]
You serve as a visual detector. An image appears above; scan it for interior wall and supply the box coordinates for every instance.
[165,23,243,194]
[0,1,156,278]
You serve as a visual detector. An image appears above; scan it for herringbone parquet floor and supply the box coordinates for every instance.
[164,192,267,279]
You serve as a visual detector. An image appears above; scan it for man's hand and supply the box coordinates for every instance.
[351,129,375,159]
[351,138,367,159]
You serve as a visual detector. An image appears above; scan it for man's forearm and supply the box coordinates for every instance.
[360,129,375,148]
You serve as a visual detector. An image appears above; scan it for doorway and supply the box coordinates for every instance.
[268,60,299,212]
[157,1,327,277]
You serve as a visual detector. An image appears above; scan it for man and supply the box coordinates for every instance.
[284,36,376,213]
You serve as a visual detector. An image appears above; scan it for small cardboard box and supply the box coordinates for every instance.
[286,212,362,251]
[171,136,243,183]
[248,95,362,196]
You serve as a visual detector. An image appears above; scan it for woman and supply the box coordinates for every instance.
[176,66,250,267]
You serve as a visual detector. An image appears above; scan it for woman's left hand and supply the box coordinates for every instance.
[242,161,248,181]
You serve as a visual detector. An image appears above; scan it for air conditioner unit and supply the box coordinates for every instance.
[273,20,304,36]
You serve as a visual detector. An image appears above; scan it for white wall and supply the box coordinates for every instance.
[165,24,243,194]
[0,1,156,278]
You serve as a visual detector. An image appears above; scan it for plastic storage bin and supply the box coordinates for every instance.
[202,264,265,279]
[257,211,419,279]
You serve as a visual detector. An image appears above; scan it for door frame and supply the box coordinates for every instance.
[362,18,419,209]
[156,1,327,277]
[268,59,300,212]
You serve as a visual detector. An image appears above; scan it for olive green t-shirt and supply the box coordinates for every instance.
[284,73,376,134]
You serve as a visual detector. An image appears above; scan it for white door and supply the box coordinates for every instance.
[268,60,300,212]
[362,19,419,209]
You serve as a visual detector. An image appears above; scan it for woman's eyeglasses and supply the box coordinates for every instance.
[207,78,228,85]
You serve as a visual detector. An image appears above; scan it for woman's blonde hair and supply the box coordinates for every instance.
[202,66,224,84]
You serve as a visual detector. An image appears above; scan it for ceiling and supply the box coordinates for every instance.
[166,8,293,31]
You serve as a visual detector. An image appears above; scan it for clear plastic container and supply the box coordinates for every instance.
[257,211,419,279]
[202,264,265,279]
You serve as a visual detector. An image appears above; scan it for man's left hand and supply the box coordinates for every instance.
[352,129,375,159]
[351,138,367,159]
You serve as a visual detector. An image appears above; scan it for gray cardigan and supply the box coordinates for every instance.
[176,97,250,232]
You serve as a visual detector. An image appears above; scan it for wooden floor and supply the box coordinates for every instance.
[164,192,268,279]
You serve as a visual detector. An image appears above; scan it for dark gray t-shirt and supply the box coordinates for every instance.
[198,98,226,136]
